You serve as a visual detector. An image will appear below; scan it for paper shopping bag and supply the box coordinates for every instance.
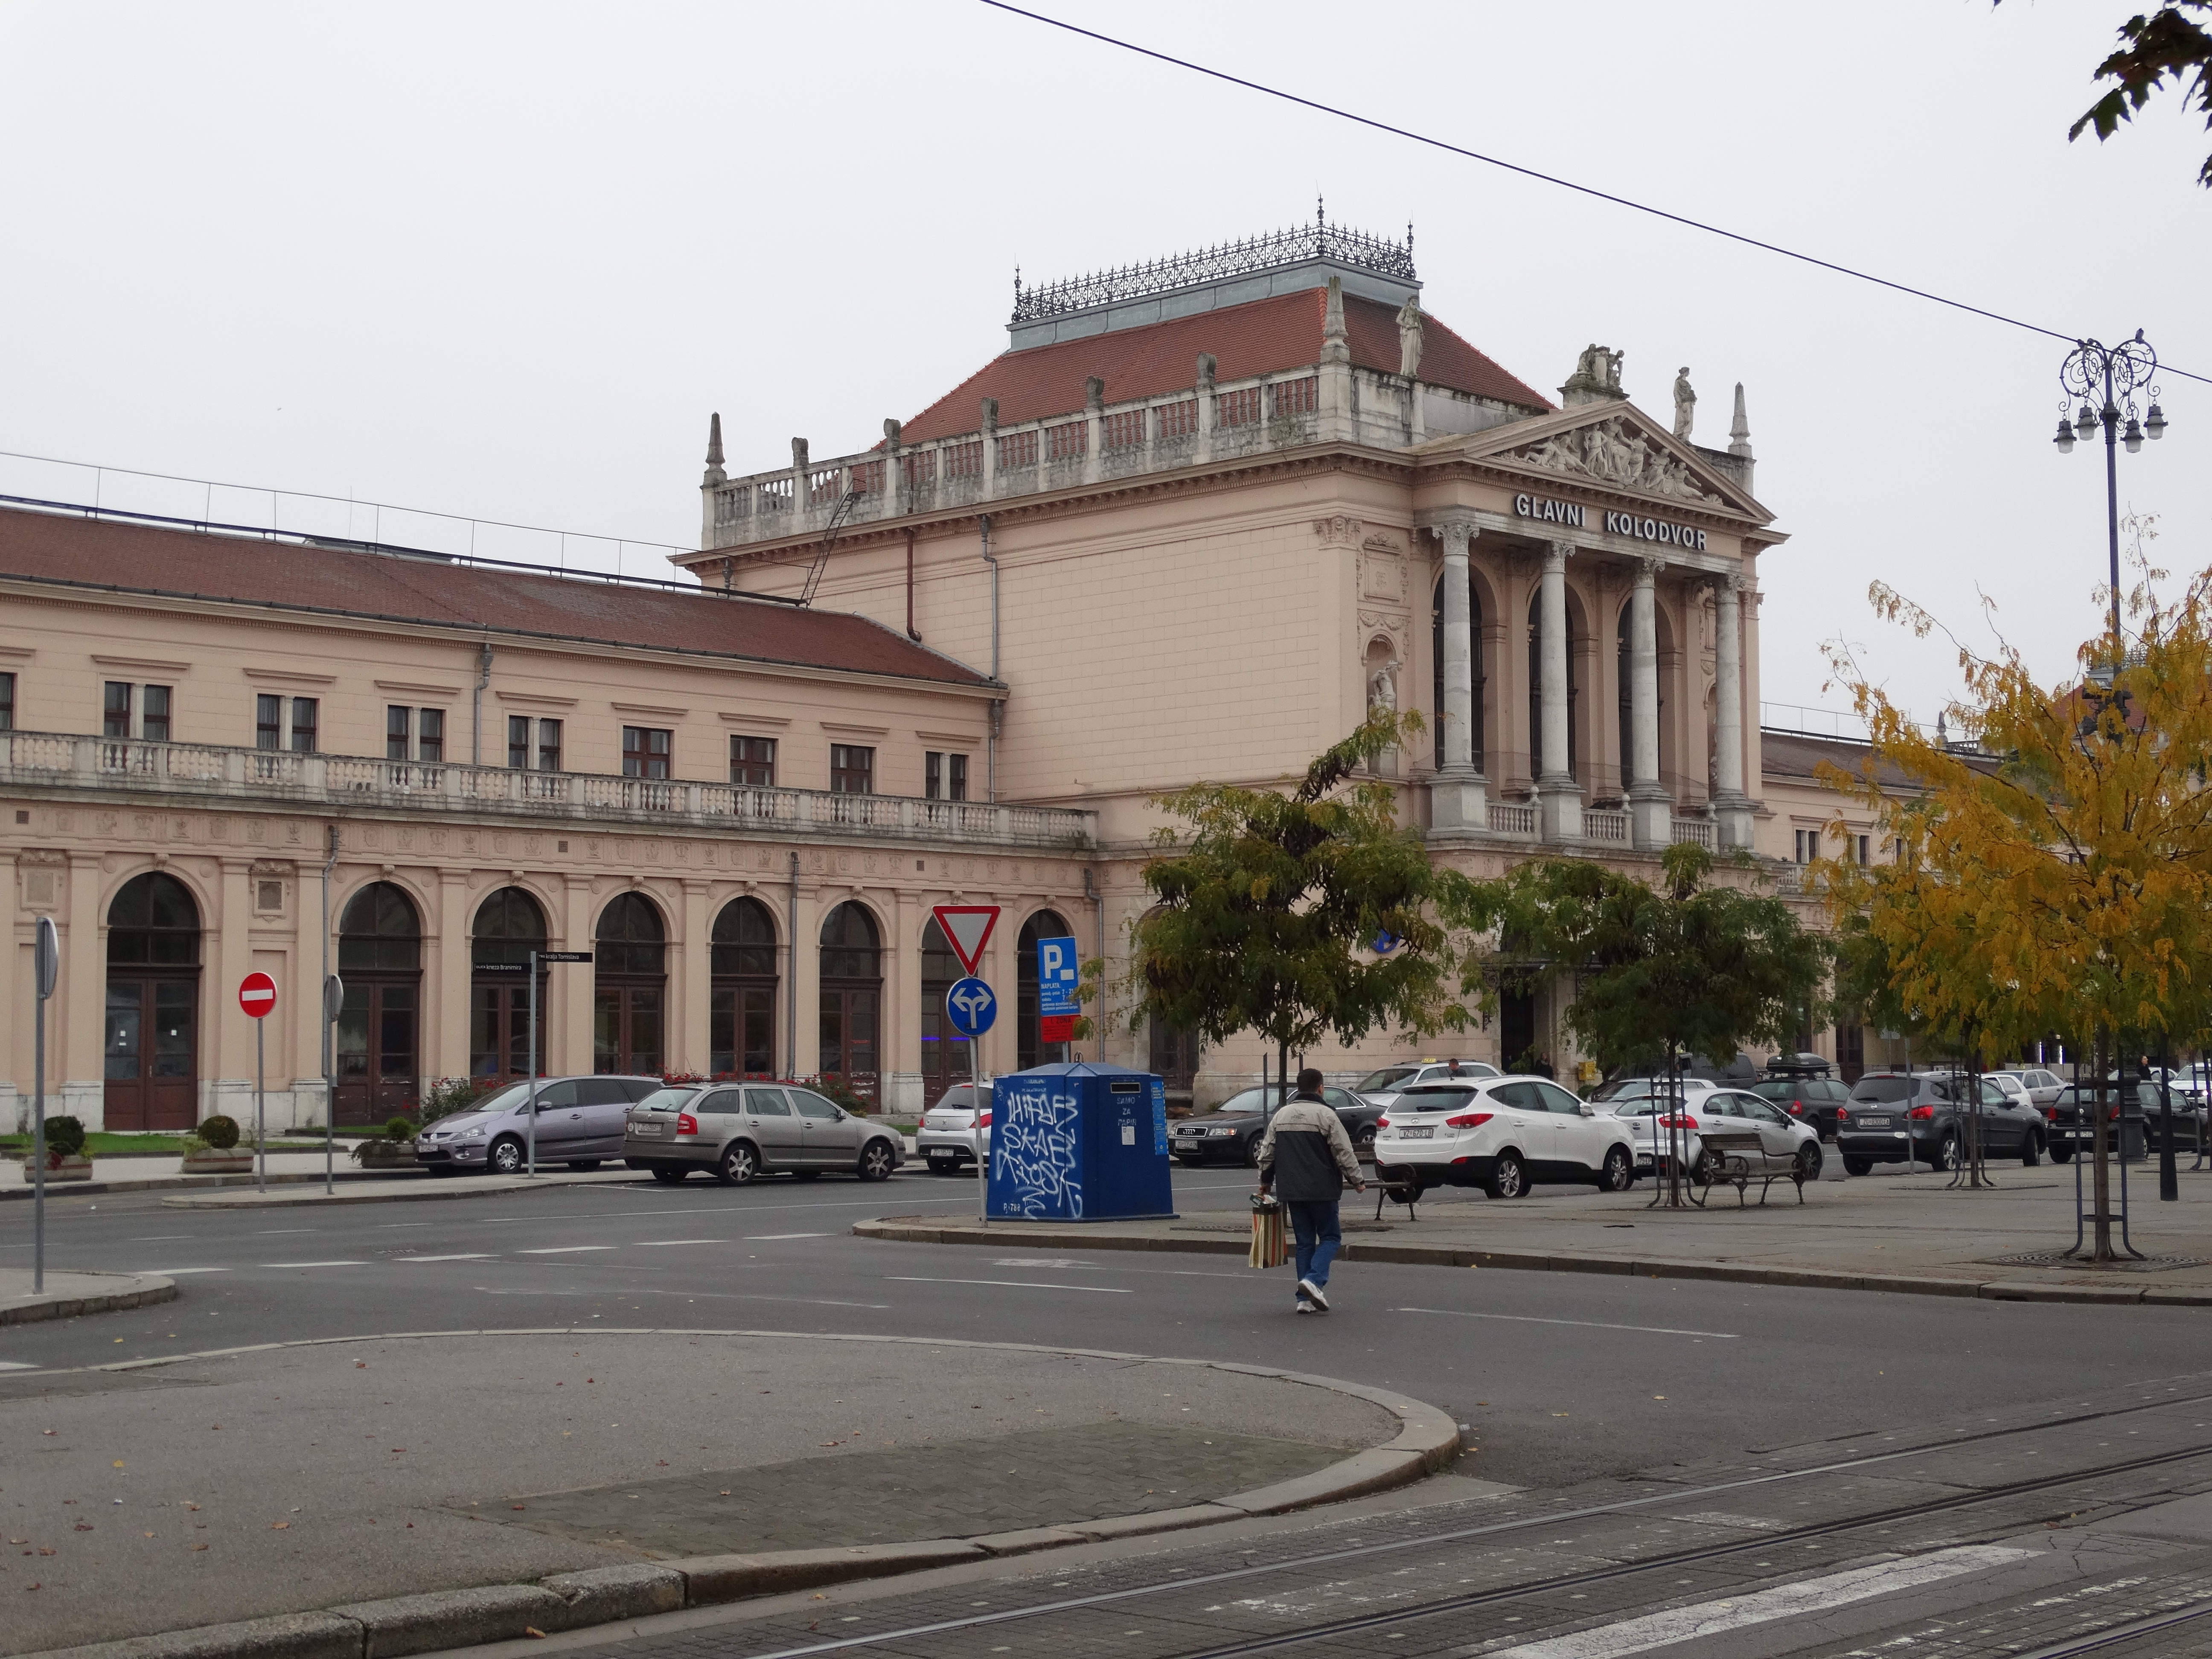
[1249,1195,1288,1269]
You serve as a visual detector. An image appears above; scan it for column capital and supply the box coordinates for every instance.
[1634,554,1665,583]
[1543,538,1575,572]
[1707,571,1749,597]
[1436,518,1478,557]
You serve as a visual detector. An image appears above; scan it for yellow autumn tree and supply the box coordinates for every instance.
[1820,565,2212,1260]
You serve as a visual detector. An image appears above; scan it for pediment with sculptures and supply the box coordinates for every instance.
[1498,414,1721,506]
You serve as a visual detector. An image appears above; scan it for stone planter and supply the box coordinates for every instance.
[352,1142,416,1170]
[181,1149,254,1175]
[20,1155,92,1182]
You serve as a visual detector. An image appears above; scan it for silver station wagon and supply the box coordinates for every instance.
[622,1083,905,1185]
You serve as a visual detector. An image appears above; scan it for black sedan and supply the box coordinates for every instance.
[1168,1086,1382,1166]
[2043,1080,2204,1161]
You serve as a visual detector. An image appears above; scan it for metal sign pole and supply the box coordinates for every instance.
[256,1016,267,1194]
[32,916,57,1296]
[527,949,539,1179]
[975,1032,986,1230]
[322,974,342,1195]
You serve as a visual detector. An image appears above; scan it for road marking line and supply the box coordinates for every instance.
[630,1240,726,1247]
[1488,1545,2035,1658]
[745,1232,831,1241]
[254,1228,319,1235]
[1394,1307,1740,1339]
[396,1254,493,1263]
[0,1360,42,1371]
[515,1246,618,1254]
[261,1261,370,1269]
[886,1276,1133,1294]
[474,1287,892,1310]
[130,1267,230,1275]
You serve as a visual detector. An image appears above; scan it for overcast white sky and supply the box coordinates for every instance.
[3,1,2206,728]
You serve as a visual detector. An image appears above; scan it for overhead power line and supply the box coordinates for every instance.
[978,0,2209,390]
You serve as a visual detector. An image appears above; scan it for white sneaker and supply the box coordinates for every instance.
[1297,1278,1329,1311]
[1295,1298,1314,1315]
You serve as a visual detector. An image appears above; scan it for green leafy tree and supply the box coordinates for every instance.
[2005,1,2212,186]
[1466,844,1830,1202]
[1111,710,1487,1090]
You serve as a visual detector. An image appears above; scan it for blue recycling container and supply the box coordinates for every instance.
[987,1062,1175,1222]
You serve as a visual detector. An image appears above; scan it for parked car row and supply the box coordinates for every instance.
[1835,1071,2044,1174]
[413,1075,664,1173]
[1607,1087,1825,1180]
[2042,1079,2208,1161]
[1169,1084,1382,1166]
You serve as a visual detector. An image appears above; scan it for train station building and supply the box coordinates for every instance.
[2,216,1900,1133]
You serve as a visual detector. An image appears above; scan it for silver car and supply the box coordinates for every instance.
[415,1075,664,1174]
[623,1082,905,1185]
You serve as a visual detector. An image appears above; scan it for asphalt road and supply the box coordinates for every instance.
[5,1164,2209,1493]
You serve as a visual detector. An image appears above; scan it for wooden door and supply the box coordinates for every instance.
[334,978,419,1125]
[103,975,198,1131]
[818,983,880,1104]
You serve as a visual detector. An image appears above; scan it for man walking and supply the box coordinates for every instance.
[1256,1068,1365,1314]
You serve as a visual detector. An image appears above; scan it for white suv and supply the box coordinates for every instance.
[1372,1076,1636,1199]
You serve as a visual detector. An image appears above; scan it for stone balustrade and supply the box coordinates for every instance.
[1,731,1096,849]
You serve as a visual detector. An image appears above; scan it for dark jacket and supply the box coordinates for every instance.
[1257,1096,1362,1202]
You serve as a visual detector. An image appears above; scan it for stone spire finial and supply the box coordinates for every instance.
[1321,274,1350,367]
[1728,383,1754,459]
[703,413,725,486]
[883,417,903,451]
[1084,375,1105,412]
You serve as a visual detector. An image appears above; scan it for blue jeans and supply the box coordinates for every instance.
[1286,1199,1342,1289]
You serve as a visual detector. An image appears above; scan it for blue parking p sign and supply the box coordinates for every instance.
[1037,935,1080,1018]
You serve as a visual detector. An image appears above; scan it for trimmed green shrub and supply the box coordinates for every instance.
[384,1116,416,1144]
[44,1116,86,1158]
[199,1115,241,1150]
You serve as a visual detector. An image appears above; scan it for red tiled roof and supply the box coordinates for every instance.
[0,506,993,687]
[899,290,1551,442]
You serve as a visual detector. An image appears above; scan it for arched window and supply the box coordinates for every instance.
[710,897,778,1076]
[918,917,972,1101]
[1017,909,1074,1070]
[818,902,882,1103]
[594,893,665,1075]
[470,887,547,1080]
[104,873,202,1132]
[1527,591,1578,782]
[1431,573,1486,772]
[335,882,422,1123]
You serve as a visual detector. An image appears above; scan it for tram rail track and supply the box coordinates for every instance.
[717,1382,2212,1659]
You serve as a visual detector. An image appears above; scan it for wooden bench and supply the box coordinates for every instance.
[1690,1129,1810,1208]
[1374,1174,1424,1222]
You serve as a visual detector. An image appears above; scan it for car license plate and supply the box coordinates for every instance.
[1857,1116,1888,1128]
[630,1122,662,1137]
[1399,1126,1433,1140]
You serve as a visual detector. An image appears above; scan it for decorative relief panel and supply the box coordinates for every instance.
[1503,415,1720,505]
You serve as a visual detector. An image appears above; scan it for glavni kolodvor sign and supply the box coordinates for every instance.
[1513,492,1710,551]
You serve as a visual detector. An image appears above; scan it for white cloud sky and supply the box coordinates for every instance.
[2,0,2206,727]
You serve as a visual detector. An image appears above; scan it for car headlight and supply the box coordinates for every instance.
[461,1126,487,1140]
[1207,1126,1237,1137]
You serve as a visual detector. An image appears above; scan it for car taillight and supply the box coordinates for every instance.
[1786,1103,1803,1115]
[1444,1111,1493,1129]
[1375,1116,1390,1129]
[1837,1106,1851,1121]
[977,1110,991,1127]
[676,1112,698,1136]
[1907,1105,1933,1120]
[2043,1106,2058,1120]
[1658,1115,1699,1129]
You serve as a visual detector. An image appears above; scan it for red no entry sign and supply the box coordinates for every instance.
[238,971,278,1020]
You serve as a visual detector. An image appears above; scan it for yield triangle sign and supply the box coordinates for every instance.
[931,905,1000,976]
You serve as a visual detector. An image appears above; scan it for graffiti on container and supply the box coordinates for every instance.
[992,1081,1083,1219]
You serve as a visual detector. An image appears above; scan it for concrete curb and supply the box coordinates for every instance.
[13,1327,1459,1659]
[849,1217,2212,1307]
[158,1172,629,1209]
[0,1271,178,1325]
[0,1168,429,1203]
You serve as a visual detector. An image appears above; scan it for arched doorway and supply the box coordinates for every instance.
[1528,590,1579,782]
[1017,909,1074,1069]
[470,886,546,1080]
[104,872,201,1131]
[1430,573,1486,771]
[594,893,665,1075]
[918,916,970,1103]
[710,896,778,1077]
[818,901,882,1103]
[336,882,422,1124]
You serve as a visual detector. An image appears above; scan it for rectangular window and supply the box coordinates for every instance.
[508,714,531,769]
[289,697,317,753]
[623,725,672,780]
[1794,829,1818,864]
[0,670,13,731]
[924,751,970,801]
[830,743,874,795]
[416,708,443,763]
[536,718,562,772]
[105,681,133,738]
[387,706,411,760]
[948,752,968,802]
[926,751,942,800]
[729,734,775,786]
[257,693,283,751]
[1854,834,1870,867]
[138,685,171,742]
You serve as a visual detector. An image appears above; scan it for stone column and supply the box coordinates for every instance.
[1627,557,1670,848]
[432,871,471,1088]
[1536,541,1583,841]
[1712,576,1754,847]
[678,878,710,1077]
[1429,521,1488,831]
[556,876,596,1077]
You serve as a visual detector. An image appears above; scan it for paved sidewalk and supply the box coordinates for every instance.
[0,1269,175,1326]
[860,1164,2212,1306]
[0,1330,1447,1656]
